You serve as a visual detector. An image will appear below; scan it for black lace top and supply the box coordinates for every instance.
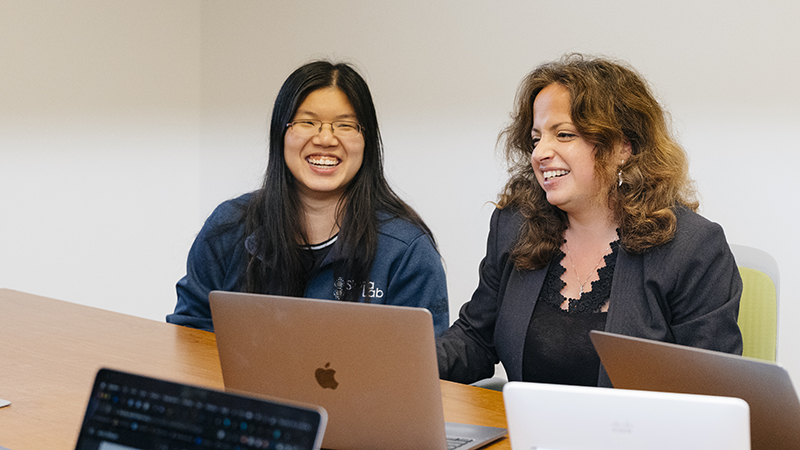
[522,240,619,386]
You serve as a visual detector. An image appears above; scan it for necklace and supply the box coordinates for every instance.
[564,241,611,295]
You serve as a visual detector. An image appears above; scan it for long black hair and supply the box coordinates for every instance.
[244,60,434,300]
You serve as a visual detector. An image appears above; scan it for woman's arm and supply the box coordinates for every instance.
[661,212,743,354]
[168,198,248,332]
[379,228,450,336]
[436,208,514,383]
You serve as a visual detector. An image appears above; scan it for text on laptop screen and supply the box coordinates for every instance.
[75,369,324,450]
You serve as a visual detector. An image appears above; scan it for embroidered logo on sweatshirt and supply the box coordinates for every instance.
[334,277,385,300]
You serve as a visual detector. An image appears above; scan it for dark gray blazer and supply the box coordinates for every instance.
[437,206,743,387]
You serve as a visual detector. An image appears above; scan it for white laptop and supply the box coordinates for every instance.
[503,381,750,450]
[590,330,800,450]
[209,291,507,450]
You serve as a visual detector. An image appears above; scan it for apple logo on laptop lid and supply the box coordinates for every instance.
[315,363,339,389]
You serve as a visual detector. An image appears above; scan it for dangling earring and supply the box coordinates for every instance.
[617,160,625,187]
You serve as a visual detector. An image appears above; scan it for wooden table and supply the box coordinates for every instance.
[0,289,509,449]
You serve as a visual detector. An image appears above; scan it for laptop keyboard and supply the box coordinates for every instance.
[447,436,475,449]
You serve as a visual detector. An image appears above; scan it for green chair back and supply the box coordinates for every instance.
[737,267,778,361]
[731,245,779,362]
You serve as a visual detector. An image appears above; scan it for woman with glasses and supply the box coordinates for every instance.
[437,54,742,387]
[168,61,449,334]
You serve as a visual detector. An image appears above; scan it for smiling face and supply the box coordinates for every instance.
[530,83,605,216]
[284,87,365,204]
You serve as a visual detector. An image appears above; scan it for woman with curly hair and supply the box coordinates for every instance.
[437,54,742,387]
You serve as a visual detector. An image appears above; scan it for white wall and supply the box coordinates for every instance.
[3,0,799,381]
[0,0,202,318]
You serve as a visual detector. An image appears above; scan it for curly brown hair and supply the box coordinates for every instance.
[498,53,697,270]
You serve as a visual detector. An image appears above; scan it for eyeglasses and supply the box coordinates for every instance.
[286,120,363,138]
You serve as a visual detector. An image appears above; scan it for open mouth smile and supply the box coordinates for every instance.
[543,169,569,181]
[307,156,340,168]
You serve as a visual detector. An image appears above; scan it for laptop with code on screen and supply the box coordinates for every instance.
[209,291,507,450]
[503,381,750,450]
[74,368,327,450]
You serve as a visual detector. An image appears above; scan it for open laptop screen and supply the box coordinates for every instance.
[74,368,326,450]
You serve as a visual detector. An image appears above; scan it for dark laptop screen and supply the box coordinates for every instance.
[75,368,325,450]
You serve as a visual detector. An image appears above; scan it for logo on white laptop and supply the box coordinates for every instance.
[611,420,633,434]
[315,362,339,389]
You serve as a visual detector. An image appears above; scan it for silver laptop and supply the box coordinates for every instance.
[75,368,327,450]
[209,291,507,450]
[590,330,800,450]
[503,381,750,450]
